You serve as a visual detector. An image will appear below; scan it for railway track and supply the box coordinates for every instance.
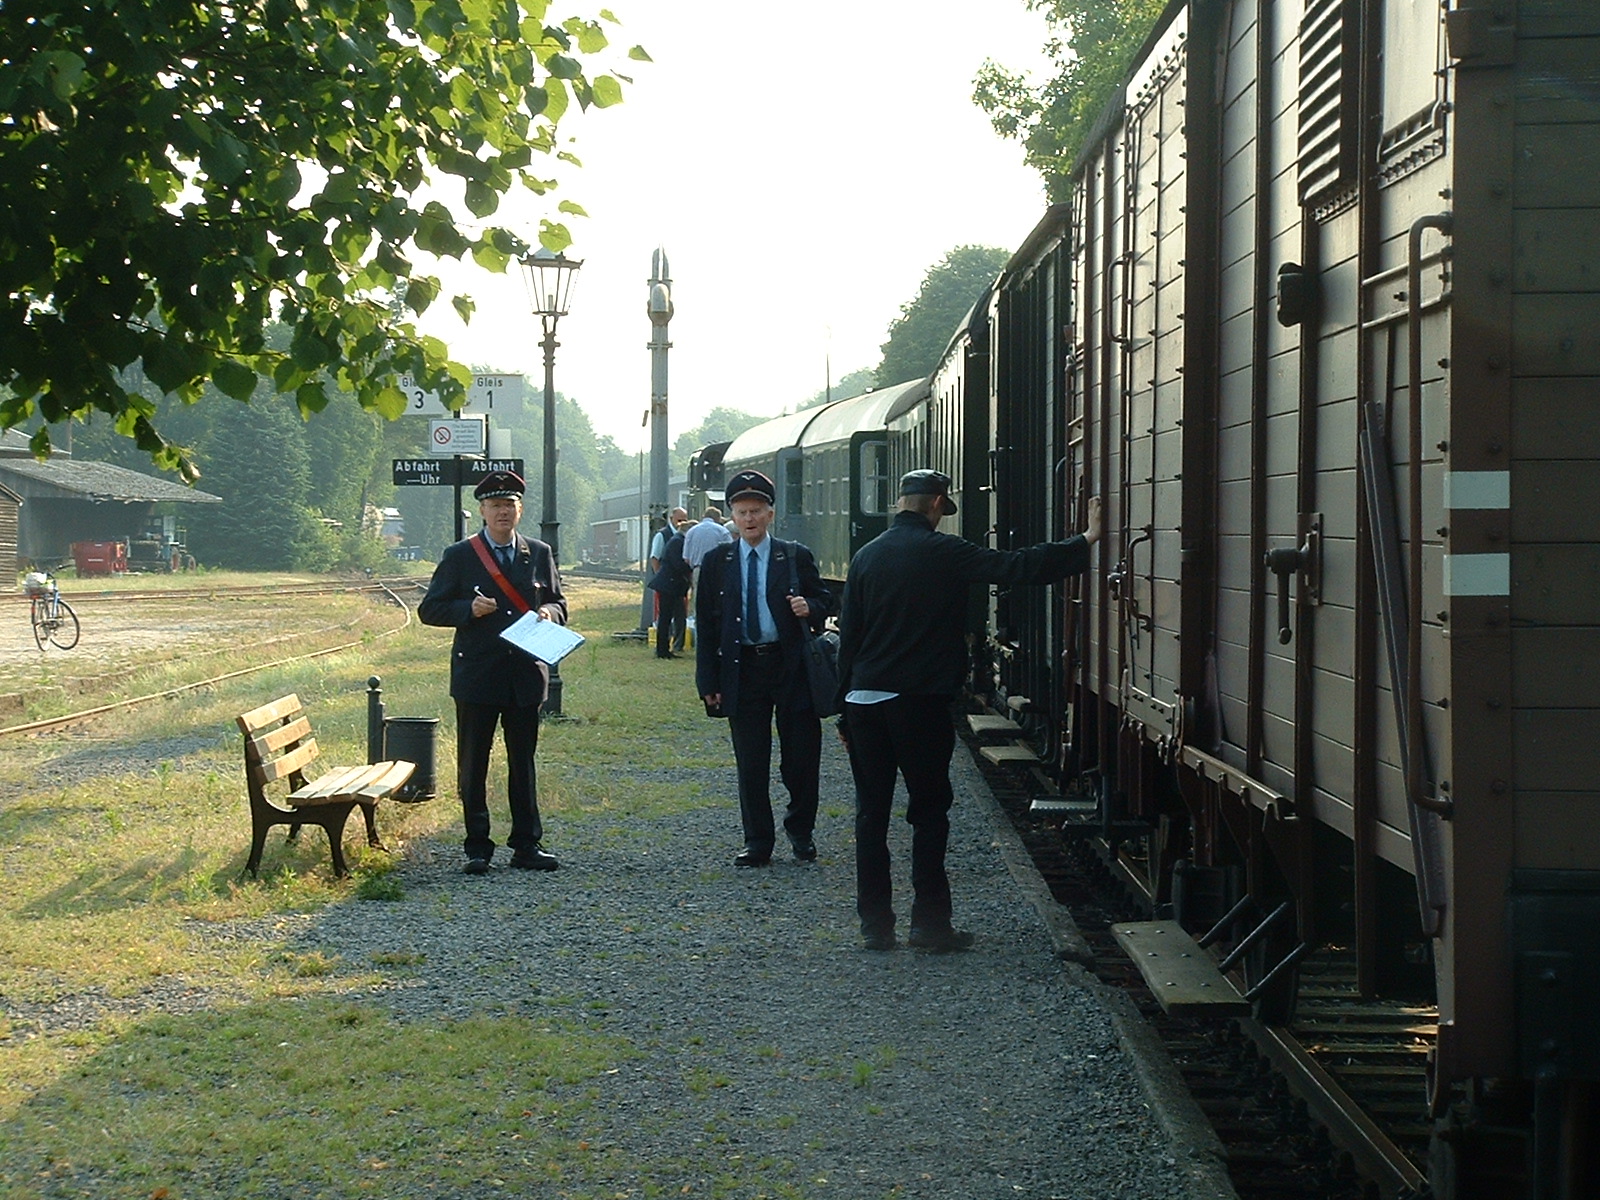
[0,581,419,739]
[970,734,1435,1200]
[4,576,425,605]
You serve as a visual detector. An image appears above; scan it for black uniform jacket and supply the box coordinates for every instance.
[836,510,1091,703]
[695,537,836,713]
[418,530,568,708]
[646,532,690,598]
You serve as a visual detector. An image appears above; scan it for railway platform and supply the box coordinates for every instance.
[276,718,1237,1199]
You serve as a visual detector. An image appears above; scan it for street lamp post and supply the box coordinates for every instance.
[519,246,582,716]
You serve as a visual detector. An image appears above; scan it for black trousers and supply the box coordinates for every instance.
[455,699,543,860]
[845,695,956,937]
[655,592,686,655]
[728,649,821,853]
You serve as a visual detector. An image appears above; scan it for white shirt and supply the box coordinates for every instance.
[683,516,733,567]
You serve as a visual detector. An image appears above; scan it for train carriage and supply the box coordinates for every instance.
[1052,0,1600,1193]
[717,380,924,582]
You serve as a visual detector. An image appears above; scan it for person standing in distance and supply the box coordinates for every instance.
[419,471,568,875]
[697,470,837,867]
[647,514,692,659]
[649,506,690,655]
[836,470,1102,950]
[682,504,733,595]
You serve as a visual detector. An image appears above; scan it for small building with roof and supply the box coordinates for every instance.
[0,429,221,571]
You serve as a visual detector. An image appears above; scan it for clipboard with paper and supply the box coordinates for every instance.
[499,611,585,664]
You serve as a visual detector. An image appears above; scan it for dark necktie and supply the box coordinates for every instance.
[497,544,513,571]
[745,548,761,643]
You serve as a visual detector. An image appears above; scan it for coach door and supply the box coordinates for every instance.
[848,432,889,560]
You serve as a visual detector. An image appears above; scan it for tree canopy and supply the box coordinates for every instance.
[0,0,643,478]
[877,245,1010,386]
[974,0,1166,200]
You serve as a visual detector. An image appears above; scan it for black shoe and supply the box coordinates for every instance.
[862,930,897,952]
[907,926,975,952]
[463,857,490,876]
[789,837,817,862]
[734,846,771,868]
[510,845,559,871]
[655,652,678,659]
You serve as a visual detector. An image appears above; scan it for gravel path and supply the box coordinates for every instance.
[234,726,1217,1199]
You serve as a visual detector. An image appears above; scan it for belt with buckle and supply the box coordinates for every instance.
[745,641,781,655]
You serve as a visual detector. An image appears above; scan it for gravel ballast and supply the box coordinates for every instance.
[256,722,1227,1199]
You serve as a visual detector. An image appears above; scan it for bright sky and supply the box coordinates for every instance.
[420,0,1055,454]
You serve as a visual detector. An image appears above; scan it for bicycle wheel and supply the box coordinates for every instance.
[30,598,48,650]
[48,600,80,650]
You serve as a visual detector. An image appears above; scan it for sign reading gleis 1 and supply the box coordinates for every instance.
[400,373,525,416]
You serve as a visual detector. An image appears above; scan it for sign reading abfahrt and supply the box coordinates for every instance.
[392,458,525,487]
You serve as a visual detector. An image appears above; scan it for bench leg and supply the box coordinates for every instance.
[358,800,383,850]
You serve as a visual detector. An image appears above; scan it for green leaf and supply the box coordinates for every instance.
[470,241,509,272]
[545,54,583,80]
[41,52,87,102]
[591,75,623,108]
[213,360,258,401]
[463,180,499,218]
[452,294,476,322]
[557,199,587,217]
[369,384,409,420]
[628,45,653,62]
[407,276,439,313]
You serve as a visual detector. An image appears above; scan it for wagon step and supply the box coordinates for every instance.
[1028,796,1097,817]
[979,743,1039,765]
[968,713,1023,735]
[1111,920,1252,1016]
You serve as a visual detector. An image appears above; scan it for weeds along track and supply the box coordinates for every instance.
[0,580,419,739]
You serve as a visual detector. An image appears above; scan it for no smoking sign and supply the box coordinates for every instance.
[428,417,486,454]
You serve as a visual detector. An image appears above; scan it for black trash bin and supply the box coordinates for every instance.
[384,716,439,802]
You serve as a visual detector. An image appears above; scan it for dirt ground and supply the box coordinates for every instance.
[0,588,385,705]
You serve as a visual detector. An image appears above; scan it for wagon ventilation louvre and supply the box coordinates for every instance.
[1297,0,1359,204]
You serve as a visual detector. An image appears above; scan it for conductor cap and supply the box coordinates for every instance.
[900,469,957,514]
[725,469,776,506]
[474,470,525,501]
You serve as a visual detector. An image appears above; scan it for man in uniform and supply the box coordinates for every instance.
[648,506,689,655]
[836,470,1102,950]
[419,470,568,875]
[697,470,836,866]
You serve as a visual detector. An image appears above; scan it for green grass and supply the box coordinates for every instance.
[0,574,786,1197]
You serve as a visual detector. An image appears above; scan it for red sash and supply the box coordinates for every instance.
[470,534,533,614]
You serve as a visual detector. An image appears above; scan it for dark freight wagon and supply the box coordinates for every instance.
[1051,1,1600,1196]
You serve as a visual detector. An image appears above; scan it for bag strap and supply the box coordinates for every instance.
[469,534,533,614]
[783,544,814,637]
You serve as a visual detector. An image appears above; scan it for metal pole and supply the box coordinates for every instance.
[540,316,564,716]
[540,318,560,558]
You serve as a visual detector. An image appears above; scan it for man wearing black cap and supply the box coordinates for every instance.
[419,470,569,875]
[836,470,1102,950]
[696,469,837,867]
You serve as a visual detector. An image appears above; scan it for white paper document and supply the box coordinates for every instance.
[498,611,585,664]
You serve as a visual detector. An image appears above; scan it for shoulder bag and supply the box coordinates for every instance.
[784,548,840,717]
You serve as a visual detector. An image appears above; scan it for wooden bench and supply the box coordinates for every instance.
[237,693,415,878]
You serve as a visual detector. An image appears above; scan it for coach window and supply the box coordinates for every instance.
[859,440,888,513]
[784,454,806,518]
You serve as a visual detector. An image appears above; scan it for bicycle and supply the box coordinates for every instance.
[24,572,80,651]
